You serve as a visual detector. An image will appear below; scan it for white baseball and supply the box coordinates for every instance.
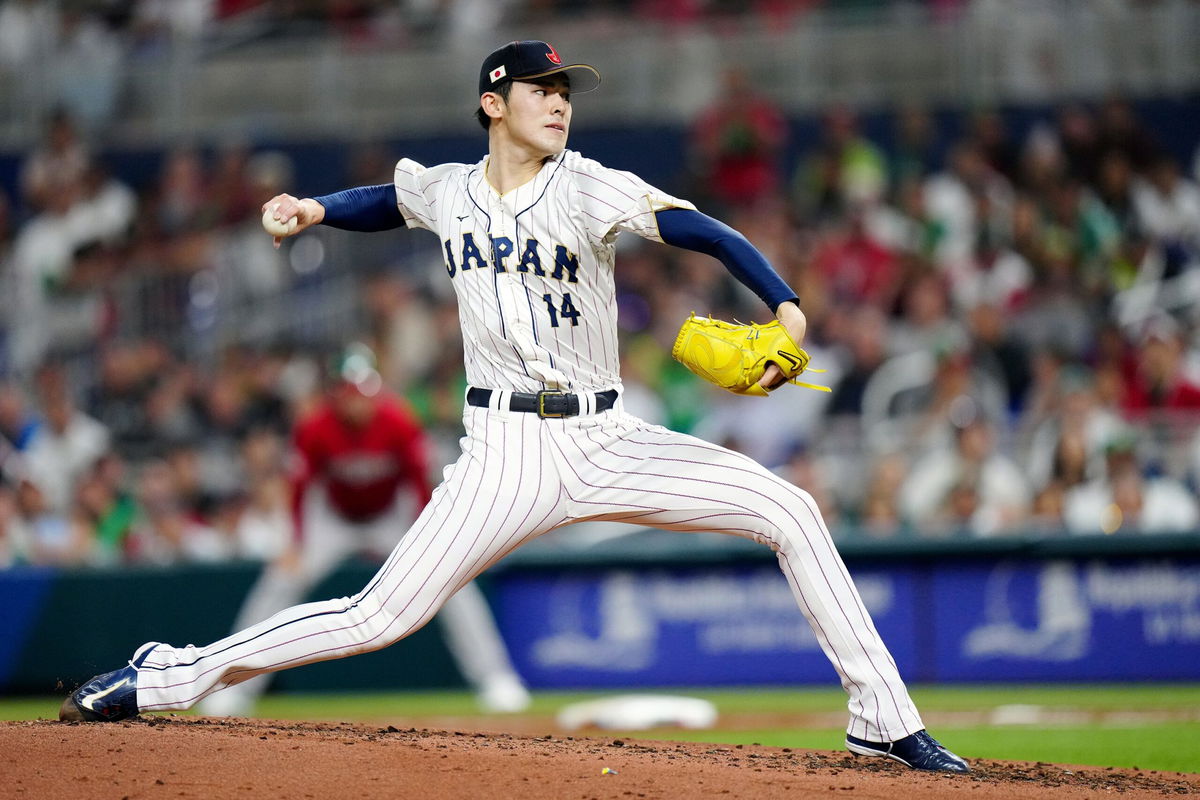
[262,203,298,237]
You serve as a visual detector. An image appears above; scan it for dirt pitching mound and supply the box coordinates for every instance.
[3,717,1196,799]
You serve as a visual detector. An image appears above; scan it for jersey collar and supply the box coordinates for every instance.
[478,151,567,201]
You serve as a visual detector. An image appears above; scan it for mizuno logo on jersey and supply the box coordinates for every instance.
[443,234,579,284]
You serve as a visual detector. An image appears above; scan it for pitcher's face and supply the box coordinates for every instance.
[498,77,572,158]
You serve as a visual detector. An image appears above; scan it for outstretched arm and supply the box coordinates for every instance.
[655,207,807,389]
[263,183,405,246]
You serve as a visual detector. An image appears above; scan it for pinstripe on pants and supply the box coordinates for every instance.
[136,400,923,741]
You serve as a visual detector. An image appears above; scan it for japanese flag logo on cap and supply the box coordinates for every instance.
[490,65,506,83]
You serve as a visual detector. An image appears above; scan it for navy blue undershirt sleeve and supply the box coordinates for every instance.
[312,183,405,232]
[654,207,799,312]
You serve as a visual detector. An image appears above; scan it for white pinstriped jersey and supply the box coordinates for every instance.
[393,150,694,394]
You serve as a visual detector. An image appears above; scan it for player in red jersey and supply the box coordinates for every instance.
[199,344,530,716]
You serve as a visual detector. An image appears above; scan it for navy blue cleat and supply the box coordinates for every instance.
[846,729,970,773]
[59,642,159,722]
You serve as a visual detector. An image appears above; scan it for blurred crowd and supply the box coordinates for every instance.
[0,0,1003,133]
[3,44,1200,572]
[0,0,973,49]
[675,73,1200,543]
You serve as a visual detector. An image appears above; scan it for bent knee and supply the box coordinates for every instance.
[342,592,438,650]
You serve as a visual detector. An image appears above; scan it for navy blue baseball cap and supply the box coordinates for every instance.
[479,40,601,96]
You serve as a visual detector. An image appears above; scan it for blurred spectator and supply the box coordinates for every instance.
[87,452,138,564]
[233,430,291,561]
[1041,177,1112,297]
[889,104,937,188]
[0,481,30,567]
[143,363,204,446]
[889,270,965,358]
[964,302,1031,414]
[1025,365,1126,494]
[192,366,252,503]
[1029,126,1075,200]
[690,68,787,211]
[2,31,1200,553]
[1119,316,1200,417]
[130,459,232,564]
[24,366,111,517]
[861,338,1007,457]
[207,138,256,228]
[866,174,937,258]
[809,207,902,312]
[618,334,670,427]
[1009,200,1100,360]
[164,442,210,520]
[1029,479,1068,534]
[923,139,1013,269]
[0,381,39,451]
[1093,150,1147,288]
[945,216,1034,316]
[793,105,887,221]
[239,348,291,436]
[1056,104,1102,185]
[1064,434,1199,535]
[76,162,138,248]
[19,108,90,214]
[5,156,132,376]
[363,274,439,393]
[1095,149,1140,237]
[855,452,909,540]
[970,110,1020,185]
[827,305,889,417]
[929,467,985,537]
[1096,95,1159,173]
[898,400,1031,537]
[1132,154,1200,271]
[1019,347,1070,430]
[151,148,211,236]
[70,460,135,567]
[17,478,92,565]
[8,175,84,373]
[87,343,162,462]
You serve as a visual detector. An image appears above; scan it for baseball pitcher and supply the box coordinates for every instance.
[62,40,967,773]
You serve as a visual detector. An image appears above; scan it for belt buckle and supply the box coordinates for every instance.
[536,390,568,419]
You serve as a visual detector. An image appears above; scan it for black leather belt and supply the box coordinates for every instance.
[466,387,618,418]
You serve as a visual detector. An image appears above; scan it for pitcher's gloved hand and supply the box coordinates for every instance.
[671,313,828,397]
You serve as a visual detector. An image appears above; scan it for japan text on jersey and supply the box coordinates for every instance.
[392,149,695,394]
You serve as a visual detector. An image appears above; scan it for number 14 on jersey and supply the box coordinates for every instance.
[542,292,581,327]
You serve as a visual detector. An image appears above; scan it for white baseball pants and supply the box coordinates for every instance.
[137,400,924,741]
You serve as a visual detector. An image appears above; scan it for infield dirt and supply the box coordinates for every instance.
[4,717,1197,799]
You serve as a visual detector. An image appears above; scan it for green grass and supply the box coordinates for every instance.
[8,684,1199,774]
[620,724,1200,774]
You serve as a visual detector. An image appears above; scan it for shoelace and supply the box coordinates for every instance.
[915,731,945,750]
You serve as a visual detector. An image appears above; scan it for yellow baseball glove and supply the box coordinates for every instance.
[671,313,828,397]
